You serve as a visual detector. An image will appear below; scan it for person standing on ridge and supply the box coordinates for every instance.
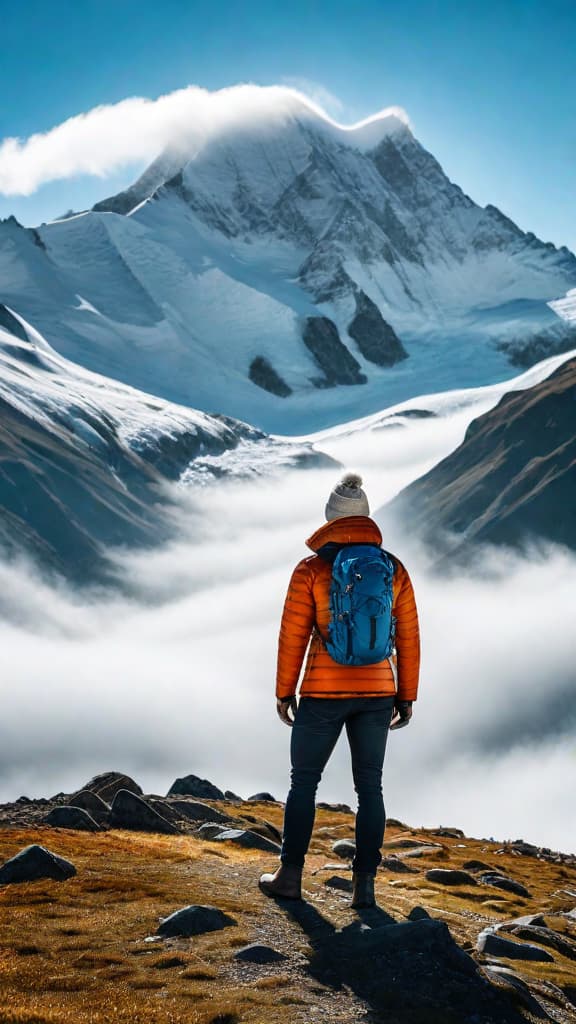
[259,474,420,908]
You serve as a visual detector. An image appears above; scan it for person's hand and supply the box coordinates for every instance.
[390,699,413,730]
[276,696,298,726]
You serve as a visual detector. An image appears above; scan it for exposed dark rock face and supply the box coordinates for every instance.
[302,317,367,387]
[248,356,292,397]
[78,772,143,803]
[497,324,576,368]
[167,799,230,824]
[69,790,111,824]
[167,775,225,800]
[0,844,76,884]
[212,828,281,853]
[347,291,408,367]
[387,357,576,553]
[425,868,477,886]
[109,789,180,835]
[44,806,101,831]
[157,904,236,938]
[477,930,554,962]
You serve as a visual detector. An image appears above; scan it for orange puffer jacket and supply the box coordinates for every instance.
[276,516,420,701]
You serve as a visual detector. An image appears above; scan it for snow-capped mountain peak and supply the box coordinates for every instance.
[1,94,575,433]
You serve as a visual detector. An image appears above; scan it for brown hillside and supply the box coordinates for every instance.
[1,796,575,1024]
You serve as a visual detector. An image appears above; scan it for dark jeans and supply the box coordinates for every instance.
[280,695,395,873]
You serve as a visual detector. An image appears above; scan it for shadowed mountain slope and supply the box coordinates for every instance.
[387,356,576,553]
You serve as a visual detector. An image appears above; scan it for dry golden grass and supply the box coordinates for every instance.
[0,804,574,1023]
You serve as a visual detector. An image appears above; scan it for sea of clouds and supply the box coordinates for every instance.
[1,410,575,854]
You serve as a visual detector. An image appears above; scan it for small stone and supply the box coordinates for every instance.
[247,792,277,803]
[213,829,281,854]
[478,872,530,897]
[425,869,477,886]
[407,906,431,921]
[324,875,353,892]
[44,806,101,832]
[477,929,554,962]
[380,856,418,874]
[317,802,353,814]
[0,845,76,885]
[331,839,356,860]
[157,904,236,938]
[167,775,225,800]
[463,860,496,873]
[109,790,179,834]
[233,943,287,963]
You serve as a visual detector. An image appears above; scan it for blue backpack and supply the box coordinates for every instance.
[325,544,396,666]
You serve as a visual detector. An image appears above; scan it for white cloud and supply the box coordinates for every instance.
[0,83,410,197]
[280,77,345,117]
[0,456,575,853]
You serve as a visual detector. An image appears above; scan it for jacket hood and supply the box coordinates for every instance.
[306,515,383,553]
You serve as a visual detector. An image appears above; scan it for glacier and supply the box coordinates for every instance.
[1,93,575,434]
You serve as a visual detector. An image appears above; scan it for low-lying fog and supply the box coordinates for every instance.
[1,397,575,853]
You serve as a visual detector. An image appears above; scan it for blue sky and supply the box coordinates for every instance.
[0,0,574,250]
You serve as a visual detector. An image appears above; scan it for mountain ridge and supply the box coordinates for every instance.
[1,97,575,433]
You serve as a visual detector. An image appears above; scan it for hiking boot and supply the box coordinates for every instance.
[259,862,302,899]
[351,871,376,908]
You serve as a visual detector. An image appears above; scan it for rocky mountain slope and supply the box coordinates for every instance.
[386,355,576,554]
[0,306,326,580]
[1,94,575,432]
[0,769,575,1024]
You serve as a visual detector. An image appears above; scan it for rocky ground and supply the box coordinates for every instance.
[0,771,575,1024]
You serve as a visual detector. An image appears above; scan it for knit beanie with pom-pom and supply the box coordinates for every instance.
[325,473,370,521]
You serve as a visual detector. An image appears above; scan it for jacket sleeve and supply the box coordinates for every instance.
[393,561,420,701]
[276,559,316,699]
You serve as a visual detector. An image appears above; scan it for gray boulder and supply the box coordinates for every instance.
[477,929,554,962]
[331,839,356,860]
[77,771,142,802]
[425,869,477,886]
[109,789,179,834]
[69,789,110,823]
[0,844,76,884]
[168,799,230,824]
[224,790,243,802]
[234,943,287,963]
[478,872,530,897]
[499,924,576,960]
[482,966,551,1018]
[44,806,101,831]
[213,829,281,853]
[167,774,225,800]
[157,904,236,938]
[247,792,277,803]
